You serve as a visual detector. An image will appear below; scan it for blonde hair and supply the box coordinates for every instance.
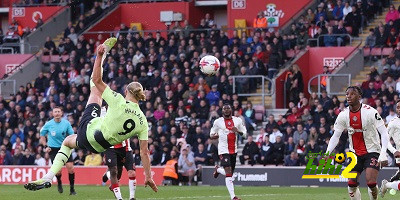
[127,82,146,101]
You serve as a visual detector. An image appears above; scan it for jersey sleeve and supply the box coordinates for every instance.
[237,118,247,138]
[210,119,219,136]
[40,123,49,136]
[373,109,385,128]
[102,86,125,107]
[334,111,346,133]
[137,127,149,140]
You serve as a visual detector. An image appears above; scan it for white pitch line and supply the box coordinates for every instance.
[142,193,297,200]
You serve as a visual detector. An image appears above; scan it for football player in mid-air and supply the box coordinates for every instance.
[325,86,389,200]
[380,100,400,197]
[211,104,247,200]
[24,38,158,194]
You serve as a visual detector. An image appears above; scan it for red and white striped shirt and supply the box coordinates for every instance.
[334,104,385,156]
[210,116,247,155]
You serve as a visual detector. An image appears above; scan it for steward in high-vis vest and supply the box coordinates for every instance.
[253,12,267,29]
[163,156,179,185]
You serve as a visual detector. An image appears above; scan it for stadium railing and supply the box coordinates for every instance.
[307,34,353,47]
[307,73,352,97]
[232,75,275,109]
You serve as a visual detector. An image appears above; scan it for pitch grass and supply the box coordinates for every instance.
[1,185,399,200]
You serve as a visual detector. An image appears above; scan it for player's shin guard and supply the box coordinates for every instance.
[69,173,75,190]
[217,167,226,176]
[367,182,378,200]
[43,145,72,181]
[110,183,122,200]
[387,180,400,190]
[348,180,361,200]
[225,174,235,200]
[129,176,136,199]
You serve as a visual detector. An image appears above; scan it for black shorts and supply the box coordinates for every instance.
[104,148,135,171]
[219,153,237,172]
[76,103,102,153]
[49,147,73,163]
[351,153,380,173]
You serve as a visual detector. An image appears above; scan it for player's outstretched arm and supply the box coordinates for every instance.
[325,130,342,154]
[92,45,107,94]
[387,126,400,156]
[377,125,389,166]
[139,139,158,192]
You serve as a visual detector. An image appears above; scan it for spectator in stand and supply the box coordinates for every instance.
[178,147,196,185]
[265,114,278,134]
[342,1,352,18]
[73,149,85,166]
[284,151,299,166]
[285,136,296,155]
[344,5,362,37]
[375,26,388,48]
[315,5,327,23]
[386,4,400,23]
[84,151,102,166]
[365,28,376,53]
[386,28,399,48]
[305,139,321,165]
[259,135,273,166]
[19,148,35,165]
[293,123,307,145]
[296,28,309,49]
[324,26,337,47]
[272,136,284,165]
[240,135,259,165]
[269,126,283,144]
[305,8,315,24]
[333,0,344,21]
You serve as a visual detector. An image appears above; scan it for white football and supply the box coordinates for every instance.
[199,55,220,76]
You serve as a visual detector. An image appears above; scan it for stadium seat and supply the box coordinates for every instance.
[363,47,371,57]
[254,105,265,122]
[41,55,50,63]
[381,47,394,56]
[370,48,382,56]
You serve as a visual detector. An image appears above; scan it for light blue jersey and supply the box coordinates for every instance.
[40,119,74,148]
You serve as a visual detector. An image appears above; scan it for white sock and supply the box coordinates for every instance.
[225,177,235,199]
[348,186,361,200]
[129,178,136,199]
[387,180,400,190]
[217,167,226,176]
[368,185,378,200]
[42,170,55,181]
[113,186,122,199]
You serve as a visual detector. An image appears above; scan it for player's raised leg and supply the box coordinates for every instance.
[24,134,77,191]
[347,173,361,200]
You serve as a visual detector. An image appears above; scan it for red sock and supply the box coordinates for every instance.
[129,176,136,180]
[111,183,119,190]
